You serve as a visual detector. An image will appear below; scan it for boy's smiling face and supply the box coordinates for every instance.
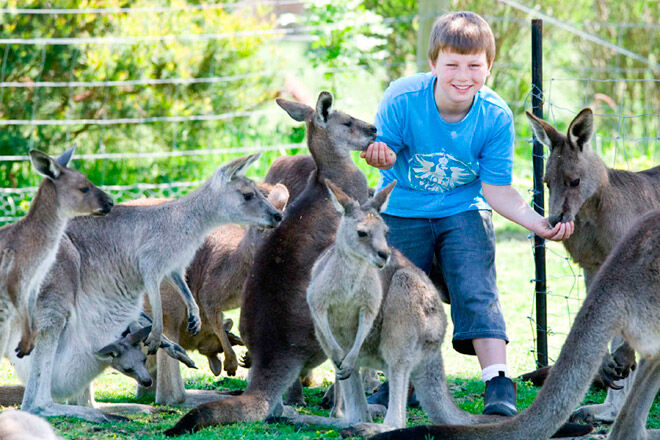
[429,49,491,116]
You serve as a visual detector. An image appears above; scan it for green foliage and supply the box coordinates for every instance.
[0,0,283,189]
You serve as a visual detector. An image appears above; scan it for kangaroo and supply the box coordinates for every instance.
[526,108,660,424]
[306,179,403,427]
[0,147,113,360]
[127,182,290,406]
[12,154,283,423]
[164,91,379,435]
[0,410,61,440]
[369,209,660,440]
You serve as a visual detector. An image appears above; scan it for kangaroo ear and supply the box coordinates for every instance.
[367,180,396,213]
[96,342,121,359]
[567,108,594,152]
[219,153,261,181]
[314,91,334,126]
[29,149,61,180]
[525,111,564,150]
[56,144,75,167]
[276,98,314,122]
[325,178,355,215]
[127,325,152,346]
[267,183,290,211]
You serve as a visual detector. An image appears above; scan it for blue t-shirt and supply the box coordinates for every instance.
[375,72,515,218]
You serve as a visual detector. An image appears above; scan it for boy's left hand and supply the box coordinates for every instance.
[535,218,574,241]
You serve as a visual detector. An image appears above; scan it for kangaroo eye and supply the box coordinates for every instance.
[569,178,580,187]
[79,186,90,194]
[343,121,352,127]
[124,368,134,374]
[243,192,254,201]
[357,230,368,238]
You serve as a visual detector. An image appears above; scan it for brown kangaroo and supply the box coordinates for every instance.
[368,209,660,440]
[0,147,113,359]
[526,108,660,424]
[164,91,378,435]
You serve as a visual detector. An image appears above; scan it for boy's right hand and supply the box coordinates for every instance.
[360,142,396,170]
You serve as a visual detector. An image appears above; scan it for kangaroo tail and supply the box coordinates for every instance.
[164,392,269,436]
[378,283,623,440]
[370,422,593,440]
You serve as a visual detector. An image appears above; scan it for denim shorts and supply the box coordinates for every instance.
[382,210,508,355]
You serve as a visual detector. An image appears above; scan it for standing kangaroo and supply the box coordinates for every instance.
[13,154,283,423]
[0,147,113,360]
[526,108,660,424]
[369,209,660,440]
[129,182,290,406]
[165,91,379,435]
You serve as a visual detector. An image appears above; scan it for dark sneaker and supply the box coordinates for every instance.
[483,371,517,417]
[366,381,420,408]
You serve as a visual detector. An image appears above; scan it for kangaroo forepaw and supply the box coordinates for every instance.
[187,313,201,336]
[336,357,357,380]
[239,351,252,368]
[224,356,238,376]
[15,338,35,358]
[145,333,161,355]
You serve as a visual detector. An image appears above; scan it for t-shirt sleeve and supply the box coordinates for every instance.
[374,90,406,154]
[478,111,515,186]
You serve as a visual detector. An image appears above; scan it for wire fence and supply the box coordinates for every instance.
[0,1,658,367]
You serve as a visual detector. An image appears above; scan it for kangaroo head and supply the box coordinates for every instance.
[29,146,114,218]
[95,325,153,387]
[526,108,598,226]
[326,179,396,269]
[208,153,283,228]
[276,91,377,158]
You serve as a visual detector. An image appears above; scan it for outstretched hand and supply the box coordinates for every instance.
[360,142,396,169]
[534,218,575,241]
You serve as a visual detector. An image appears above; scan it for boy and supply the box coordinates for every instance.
[361,11,573,416]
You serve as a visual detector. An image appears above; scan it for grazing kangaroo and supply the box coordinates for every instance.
[127,182,290,406]
[0,410,61,440]
[164,91,379,435]
[13,154,283,423]
[369,209,660,440]
[0,147,113,359]
[526,108,660,424]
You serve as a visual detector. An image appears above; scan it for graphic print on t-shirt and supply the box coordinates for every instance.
[408,152,478,193]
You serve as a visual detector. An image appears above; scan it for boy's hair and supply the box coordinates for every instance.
[428,11,496,66]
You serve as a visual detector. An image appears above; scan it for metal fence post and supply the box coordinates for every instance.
[531,18,548,367]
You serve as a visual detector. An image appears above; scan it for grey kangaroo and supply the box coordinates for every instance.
[13,154,282,423]
[0,147,113,359]
[526,108,660,424]
[129,182,289,406]
[369,209,660,440]
[306,180,410,430]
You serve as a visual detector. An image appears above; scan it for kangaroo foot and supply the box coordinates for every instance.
[570,402,619,424]
[341,422,395,439]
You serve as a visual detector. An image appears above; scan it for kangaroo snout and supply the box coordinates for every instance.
[374,249,390,268]
[139,376,153,388]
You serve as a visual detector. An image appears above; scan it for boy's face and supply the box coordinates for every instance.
[429,50,491,110]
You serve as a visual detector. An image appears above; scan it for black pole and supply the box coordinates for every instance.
[531,19,548,368]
